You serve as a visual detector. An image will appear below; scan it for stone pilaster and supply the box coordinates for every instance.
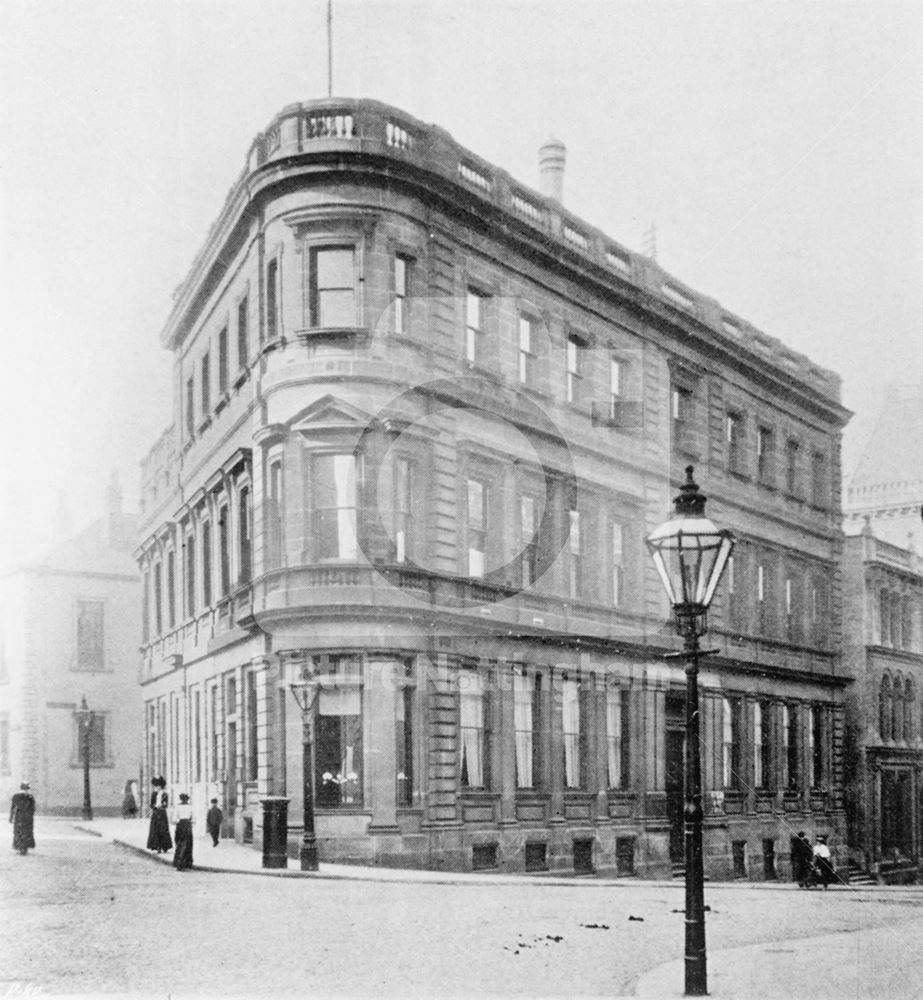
[366,655,400,832]
[498,663,517,826]
[550,669,565,822]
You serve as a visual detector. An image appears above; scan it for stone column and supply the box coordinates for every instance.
[498,663,517,826]
[771,699,783,811]
[583,670,600,799]
[366,655,400,833]
[641,684,661,792]
[800,701,811,812]
[595,675,610,820]
[743,697,755,813]
[550,668,565,823]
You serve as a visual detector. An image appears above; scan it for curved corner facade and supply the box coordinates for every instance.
[137,98,851,878]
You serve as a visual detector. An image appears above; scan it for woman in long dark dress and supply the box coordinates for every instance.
[172,793,194,870]
[146,776,172,853]
[9,782,36,855]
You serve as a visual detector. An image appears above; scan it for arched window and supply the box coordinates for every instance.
[893,676,903,742]
[880,675,892,741]
[904,678,914,742]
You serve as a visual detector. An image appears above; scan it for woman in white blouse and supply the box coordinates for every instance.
[172,793,194,870]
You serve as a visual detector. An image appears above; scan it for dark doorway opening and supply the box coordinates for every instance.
[573,838,594,875]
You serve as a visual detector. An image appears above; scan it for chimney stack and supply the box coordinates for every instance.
[538,136,566,203]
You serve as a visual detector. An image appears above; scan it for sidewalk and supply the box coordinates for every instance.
[74,817,921,893]
[76,816,682,887]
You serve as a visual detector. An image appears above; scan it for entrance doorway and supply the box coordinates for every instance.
[226,721,237,835]
[666,696,685,863]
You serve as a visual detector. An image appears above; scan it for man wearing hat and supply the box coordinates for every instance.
[9,782,36,855]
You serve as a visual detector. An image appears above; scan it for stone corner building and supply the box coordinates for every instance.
[137,98,850,878]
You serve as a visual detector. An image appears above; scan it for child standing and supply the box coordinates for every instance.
[206,798,223,846]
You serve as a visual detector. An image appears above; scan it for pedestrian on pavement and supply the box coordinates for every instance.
[9,782,36,856]
[812,835,834,890]
[121,779,138,819]
[206,798,223,847]
[172,793,194,870]
[146,776,172,853]
[792,831,812,888]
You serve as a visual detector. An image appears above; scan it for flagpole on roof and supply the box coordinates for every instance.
[327,0,333,98]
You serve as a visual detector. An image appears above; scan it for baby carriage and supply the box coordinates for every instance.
[806,854,835,889]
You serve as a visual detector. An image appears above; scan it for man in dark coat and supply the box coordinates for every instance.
[9,782,36,855]
[206,799,223,847]
[791,831,812,888]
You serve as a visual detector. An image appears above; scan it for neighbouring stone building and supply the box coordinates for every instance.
[842,526,923,883]
[0,476,141,815]
[136,98,850,878]
[842,389,923,883]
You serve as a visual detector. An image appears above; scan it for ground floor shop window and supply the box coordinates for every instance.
[514,671,535,789]
[460,671,489,789]
[562,678,584,789]
[396,682,413,807]
[607,687,630,790]
[316,685,363,807]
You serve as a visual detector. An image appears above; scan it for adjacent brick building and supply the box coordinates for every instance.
[136,98,850,877]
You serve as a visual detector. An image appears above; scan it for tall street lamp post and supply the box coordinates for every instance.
[646,467,734,997]
[73,696,95,822]
[285,658,320,871]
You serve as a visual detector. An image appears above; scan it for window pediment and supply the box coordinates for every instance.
[288,394,376,436]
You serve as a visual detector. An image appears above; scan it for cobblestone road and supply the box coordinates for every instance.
[2,819,923,998]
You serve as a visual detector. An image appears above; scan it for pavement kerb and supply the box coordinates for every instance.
[73,821,923,895]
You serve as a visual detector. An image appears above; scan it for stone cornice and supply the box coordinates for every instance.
[157,98,847,426]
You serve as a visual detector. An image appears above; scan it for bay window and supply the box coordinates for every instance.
[467,478,488,578]
[520,494,538,587]
[394,457,414,563]
[314,454,358,560]
[310,246,355,327]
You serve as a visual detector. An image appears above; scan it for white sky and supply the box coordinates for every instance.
[1,0,920,568]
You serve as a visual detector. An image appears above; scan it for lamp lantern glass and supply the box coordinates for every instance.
[646,466,734,632]
[74,695,94,731]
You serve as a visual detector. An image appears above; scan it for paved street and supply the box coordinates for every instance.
[2,818,923,999]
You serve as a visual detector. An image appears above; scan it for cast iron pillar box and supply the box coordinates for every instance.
[260,797,290,869]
